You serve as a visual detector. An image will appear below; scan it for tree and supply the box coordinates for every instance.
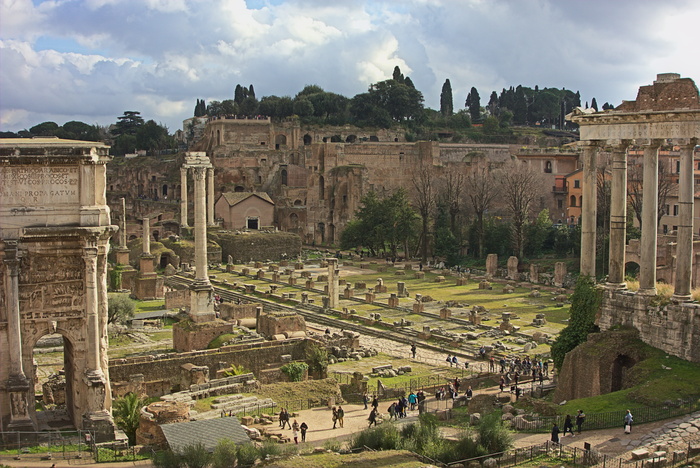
[59,121,100,141]
[239,96,259,116]
[108,293,135,324]
[392,65,405,83]
[500,160,543,258]
[306,344,329,379]
[29,121,60,136]
[487,91,499,116]
[466,87,481,121]
[590,97,598,111]
[293,97,314,117]
[440,79,453,117]
[136,120,172,153]
[550,276,601,369]
[466,165,498,258]
[113,111,144,136]
[411,160,437,262]
[113,392,146,445]
[234,84,246,104]
[524,209,553,257]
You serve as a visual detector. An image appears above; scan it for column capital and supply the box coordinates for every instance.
[180,167,188,175]
[670,137,699,148]
[604,139,632,151]
[3,242,21,275]
[192,166,207,181]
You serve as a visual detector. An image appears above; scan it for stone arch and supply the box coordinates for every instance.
[545,161,553,173]
[345,135,357,143]
[328,224,336,244]
[289,213,299,229]
[275,134,287,150]
[610,354,636,392]
[579,195,583,207]
[303,134,312,145]
[370,136,379,142]
[129,234,138,241]
[234,186,245,192]
[317,222,325,244]
[281,169,288,186]
[162,185,168,197]
[293,199,303,206]
[624,261,640,279]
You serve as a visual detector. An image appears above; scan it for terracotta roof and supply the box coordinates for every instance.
[219,192,274,206]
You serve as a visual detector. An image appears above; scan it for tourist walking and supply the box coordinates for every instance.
[576,410,586,434]
[292,420,299,444]
[363,393,369,410]
[551,422,560,444]
[447,354,453,367]
[411,343,417,359]
[563,415,575,437]
[371,395,379,410]
[465,386,473,399]
[300,421,308,442]
[332,406,338,429]
[624,410,633,433]
[408,391,417,410]
[388,402,396,420]
[337,405,345,428]
[368,408,378,427]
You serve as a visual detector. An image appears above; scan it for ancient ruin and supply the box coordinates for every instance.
[0,138,117,440]
[570,73,700,362]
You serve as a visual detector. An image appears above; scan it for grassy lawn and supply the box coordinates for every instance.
[133,299,165,312]
[267,449,431,468]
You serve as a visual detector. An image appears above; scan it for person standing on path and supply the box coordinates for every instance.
[300,421,308,442]
[371,395,379,411]
[563,414,575,437]
[551,422,560,444]
[337,405,345,428]
[447,355,453,367]
[624,410,633,433]
[368,408,378,427]
[411,343,417,359]
[576,410,586,434]
[332,406,338,429]
[363,393,369,410]
[292,420,299,444]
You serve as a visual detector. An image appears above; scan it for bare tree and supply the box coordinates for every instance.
[500,160,543,258]
[411,160,438,263]
[627,159,676,229]
[440,169,465,234]
[466,164,498,258]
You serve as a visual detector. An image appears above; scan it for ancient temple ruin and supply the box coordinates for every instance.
[0,138,117,440]
[570,73,700,362]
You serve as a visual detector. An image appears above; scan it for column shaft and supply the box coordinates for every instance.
[180,167,189,227]
[207,168,215,226]
[639,142,661,293]
[120,198,127,248]
[194,167,209,283]
[84,246,102,372]
[607,143,629,286]
[580,142,598,277]
[673,142,696,301]
[4,251,25,378]
[142,217,151,255]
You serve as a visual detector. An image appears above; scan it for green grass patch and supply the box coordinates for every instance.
[133,299,165,312]
[270,449,431,468]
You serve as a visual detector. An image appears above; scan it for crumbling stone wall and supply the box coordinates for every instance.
[219,302,260,321]
[211,231,301,263]
[172,320,235,352]
[553,329,650,403]
[257,311,306,339]
[135,400,190,448]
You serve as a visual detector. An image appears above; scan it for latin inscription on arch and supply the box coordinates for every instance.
[0,166,79,205]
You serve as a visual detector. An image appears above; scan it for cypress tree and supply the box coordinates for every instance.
[440,79,453,117]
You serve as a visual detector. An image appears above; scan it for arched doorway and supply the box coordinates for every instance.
[625,261,640,279]
[611,354,636,392]
[289,213,299,229]
[303,134,312,145]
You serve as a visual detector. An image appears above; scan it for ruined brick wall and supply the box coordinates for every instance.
[165,288,189,309]
[172,321,234,352]
[109,339,311,391]
[257,311,306,339]
[219,302,260,321]
[211,231,301,263]
[597,289,700,363]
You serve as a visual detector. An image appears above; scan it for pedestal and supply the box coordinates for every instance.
[190,280,215,322]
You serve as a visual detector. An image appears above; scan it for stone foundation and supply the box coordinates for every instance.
[257,311,306,339]
[598,289,700,363]
[172,320,235,352]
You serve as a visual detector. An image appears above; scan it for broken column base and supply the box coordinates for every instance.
[132,274,164,300]
[83,410,117,443]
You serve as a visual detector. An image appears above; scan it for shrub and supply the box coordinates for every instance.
[258,440,282,460]
[152,450,183,468]
[280,362,308,382]
[179,442,212,468]
[212,439,238,468]
[477,412,514,454]
[236,444,259,467]
[323,439,342,452]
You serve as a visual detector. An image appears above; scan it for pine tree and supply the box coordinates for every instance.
[591,97,598,111]
[440,79,454,117]
[468,86,481,121]
[234,84,245,104]
[248,84,255,99]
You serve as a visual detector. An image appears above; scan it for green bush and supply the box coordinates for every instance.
[236,443,259,467]
[477,412,514,454]
[152,449,183,468]
[258,440,282,460]
[212,439,237,468]
[179,442,212,468]
[280,362,309,382]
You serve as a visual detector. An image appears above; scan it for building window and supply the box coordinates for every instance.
[545,161,552,173]
[574,180,580,188]
[677,160,681,173]
[281,169,288,186]
[673,205,679,216]
[247,217,259,229]
[673,226,678,231]
[663,225,668,234]
[558,199,563,209]
[570,195,576,207]
[665,204,670,215]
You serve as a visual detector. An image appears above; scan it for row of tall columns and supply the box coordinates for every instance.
[180,166,216,227]
[581,139,697,302]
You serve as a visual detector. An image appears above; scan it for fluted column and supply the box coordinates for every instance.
[607,140,630,287]
[207,167,215,226]
[639,140,662,294]
[193,166,209,284]
[180,167,189,227]
[672,139,697,301]
[580,141,599,277]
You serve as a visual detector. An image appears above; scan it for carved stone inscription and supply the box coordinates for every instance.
[0,166,79,205]
[18,253,85,320]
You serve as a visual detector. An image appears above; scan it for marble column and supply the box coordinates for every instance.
[120,197,127,248]
[327,258,339,309]
[180,167,189,227]
[142,217,151,255]
[4,246,24,378]
[672,140,697,302]
[639,140,662,294]
[607,140,630,287]
[580,141,598,277]
[207,167,215,226]
[84,245,103,376]
[194,167,209,284]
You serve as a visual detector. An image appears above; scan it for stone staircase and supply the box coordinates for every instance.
[191,394,276,420]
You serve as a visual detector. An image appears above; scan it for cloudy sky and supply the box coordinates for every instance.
[1,0,699,133]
